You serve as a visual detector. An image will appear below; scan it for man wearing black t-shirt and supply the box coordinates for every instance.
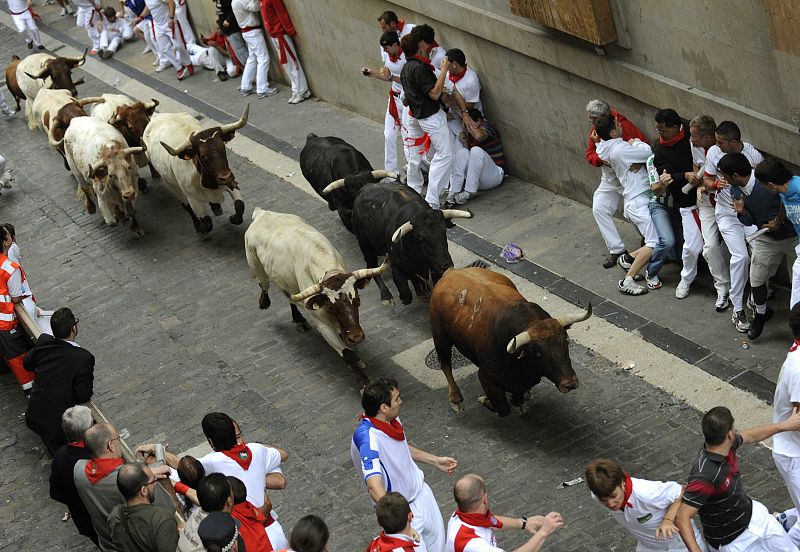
[399,31,453,209]
[676,406,800,552]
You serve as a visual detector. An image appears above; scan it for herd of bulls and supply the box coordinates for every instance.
[6,50,592,418]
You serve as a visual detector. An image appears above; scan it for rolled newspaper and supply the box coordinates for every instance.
[682,163,705,194]
[745,227,771,243]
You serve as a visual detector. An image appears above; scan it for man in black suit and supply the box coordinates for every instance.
[24,307,94,454]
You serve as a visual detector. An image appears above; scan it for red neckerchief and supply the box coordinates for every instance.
[410,54,432,68]
[790,339,800,352]
[659,126,685,147]
[367,532,417,552]
[448,66,467,84]
[397,20,405,33]
[68,441,85,448]
[620,473,634,510]
[84,457,124,485]
[361,414,405,441]
[388,50,403,63]
[232,502,273,551]
[221,443,253,470]
[454,510,504,528]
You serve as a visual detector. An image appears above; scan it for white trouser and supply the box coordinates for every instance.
[405,109,453,209]
[153,22,191,70]
[792,242,800,309]
[383,94,407,174]
[173,1,196,45]
[593,178,626,255]
[0,90,8,111]
[269,35,308,96]
[449,146,504,195]
[75,6,100,51]
[716,211,750,311]
[120,19,134,40]
[409,483,445,552]
[187,45,236,77]
[225,32,248,68]
[136,19,160,63]
[265,519,288,550]
[11,11,41,46]
[717,499,798,552]
[697,199,732,298]
[624,194,658,248]
[241,29,271,94]
[100,31,122,53]
[774,452,800,546]
[679,206,704,284]
[404,110,424,193]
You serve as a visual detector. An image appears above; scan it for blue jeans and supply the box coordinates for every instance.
[647,201,678,276]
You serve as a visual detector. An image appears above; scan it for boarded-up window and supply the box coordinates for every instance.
[509,0,618,46]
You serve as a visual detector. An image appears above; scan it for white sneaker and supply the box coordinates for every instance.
[59,7,66,16]
[675,280,690,299]
[645,270,662,290]
[0,171,14,188]
[292,90,312,104]
[715,293,730,312]
[287,93,298,104]
[142,46,152,55]
[154,64,169,72]
[618,276,647,296]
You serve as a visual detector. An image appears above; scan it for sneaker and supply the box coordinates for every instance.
[618,277,647,296]
[66,5,73,14]
[602,251,625,269]
[99,49,112,60]
[217,71,228,82]
[747,307,773,340]
[186,64,195,76]
[59,6,65,15]
[154,63,169,72]
[732,310,750,333]
[142,45,152,54]
[617,252,635,270]
[89,49,98,56]
[715,293,730,312]
[645,270,662,290]
[257,87,278,98]
[176,66,192,80]
[288,93,298,104]
[0,170,14,187]
[292,89,312,104]
[453,191,475,205]
[1,107,11,117]
[37,45,45,50]
[675,280,691,299]
[27,41,33,50]
[240,88,255,97]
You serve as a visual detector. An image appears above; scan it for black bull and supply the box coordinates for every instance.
[299,134,395,232]
[351,181,473,306]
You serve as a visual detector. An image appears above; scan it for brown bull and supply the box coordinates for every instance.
[5,55,24,112]
[429,267,591,417]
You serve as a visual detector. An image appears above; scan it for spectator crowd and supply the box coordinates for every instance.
[3,1,800,551]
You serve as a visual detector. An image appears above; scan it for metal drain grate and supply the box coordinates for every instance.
[424,348,473,370]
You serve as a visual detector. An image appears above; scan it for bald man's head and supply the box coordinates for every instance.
[84,423,119,458]
[454,474,487,512]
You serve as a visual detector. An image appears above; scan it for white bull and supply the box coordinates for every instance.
[244,208,387,389]
[16,51,86,129]
[56,116,145,236]
[142,105,248,235]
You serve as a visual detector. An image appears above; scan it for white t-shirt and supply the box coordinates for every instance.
[446,511,502,552]
[595,137,652,203]
[704,142,764,216]
[351,417,425,503]
[7,0,29,14]
[444,67,482,114]
[430,45,446,77]
[591,477,706,550]
[774,344,800,457]
[143,0,170,27]
[381,50,406,96]
[199,443,282,508]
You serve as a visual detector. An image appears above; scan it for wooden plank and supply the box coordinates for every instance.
[509,0,618,45]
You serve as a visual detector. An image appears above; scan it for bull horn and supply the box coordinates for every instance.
[161,137,192,157]
[47,120,64,148]
[351,260,389,280]
[66,48,88,66]
[289,283,323,303]
[88,159,106,179]
[76,96,105,107]
[556,303,592,328]
[219,103,249,134]
[144,98,159,110]
[441,209,473,220]
[73,77,85,86]
[506,330,532,354]
[322,178,345,194]
[391,221,413,243]
[371,170,397,180]
[122,145,146,156]
[25,68,49,80]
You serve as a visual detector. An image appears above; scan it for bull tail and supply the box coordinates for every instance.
[11,54,20,61]
[462,259,490,270]
[244,243,271,288]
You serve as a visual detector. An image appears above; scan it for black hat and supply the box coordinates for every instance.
[380,31,400,47]
[198,512,238,552]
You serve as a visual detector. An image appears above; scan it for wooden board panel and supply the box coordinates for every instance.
[762,0,800,57]
[509,0,618,45]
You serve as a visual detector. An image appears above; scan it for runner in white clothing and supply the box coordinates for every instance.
[172,0,196,45]
[136,0,194,80]
[772,304,800,547]
[368,493,429,552]
[73,0,101,54]
[446,474,562,552]
[352,378,457,552]
[98,7,125,59]
[702,120,764,332]
[231,0,277,98]
[377,10,415,38]
[8,0,43,50]
[586,459,708,552]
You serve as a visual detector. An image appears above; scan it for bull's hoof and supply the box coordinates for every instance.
[399,293,413,306]
[229,213,243,225]
[150,169,161,180]
[137,178,149,194]
[230,199,245,225]
[294,320,312,332]
[210,202,223,216]
[86,202,96,215]
[381,298,395,307]
[199,216,213,234]
[449,401,464,414]
[258,292,270,310]
[511,403,527,417]
[131,226,145,238]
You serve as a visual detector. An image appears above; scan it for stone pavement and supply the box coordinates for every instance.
[0,10,796,552]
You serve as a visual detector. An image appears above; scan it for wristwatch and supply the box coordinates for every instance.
[520,516,527,530]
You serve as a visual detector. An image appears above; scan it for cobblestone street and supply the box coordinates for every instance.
[0,19,794,552]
